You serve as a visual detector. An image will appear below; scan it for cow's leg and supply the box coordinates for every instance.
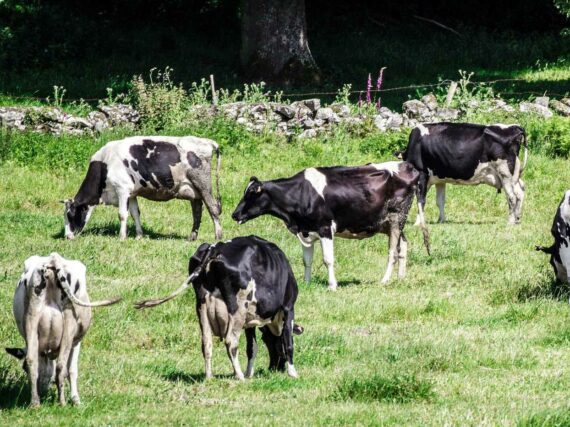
[25,315,40,407]
[435,184,446,223]
[260,326,283,371]
[200,192,222,240]
[56,309,76,406]
[128,197,143,239]
[189,199,203,241]
[245,328,258,378]
[67,342,81,405]
[500,177,518,225]
[513,179,525,224]
[397,233,408,279]
[381,220,400,284]
[198,304,213,379]
[282,309,298,378]
[320,235,337,291]
[118,193,129,240]
[225,320,244,380]
[302,242,314,283]
[414,172,429,227]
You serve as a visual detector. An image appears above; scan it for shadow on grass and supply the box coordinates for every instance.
[159,368,237,383]
[0,379,29,409]
[516,278,570,303]
[52,223,188,240]
[310,277,362,288]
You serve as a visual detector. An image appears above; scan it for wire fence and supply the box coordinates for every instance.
[1,77,567,103]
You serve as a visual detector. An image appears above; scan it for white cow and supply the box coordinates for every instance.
[5,253,120,407]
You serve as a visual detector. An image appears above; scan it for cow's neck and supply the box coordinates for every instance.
[74,161,107,206]
[264,182,294,227]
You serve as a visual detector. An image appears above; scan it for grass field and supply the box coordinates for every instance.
[2,128,570,426]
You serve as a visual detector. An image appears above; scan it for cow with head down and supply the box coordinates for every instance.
[6,253,121,407]
[63,135,222,241]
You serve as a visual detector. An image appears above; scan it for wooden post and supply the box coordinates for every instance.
[445,81,458,107]
[210,74,218,106]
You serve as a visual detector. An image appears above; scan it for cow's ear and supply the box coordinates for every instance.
[5,347,26,360]
[189,243,211,275]
[249,176,259,183]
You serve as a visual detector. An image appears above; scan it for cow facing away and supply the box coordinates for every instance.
[536,190,570,286]
[401,123,527,225]
[231,161,429,290]
[135,236,302,379]
[5,253,121,407]
[63,136,222,240]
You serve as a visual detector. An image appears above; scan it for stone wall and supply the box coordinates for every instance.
[1,94,569,138]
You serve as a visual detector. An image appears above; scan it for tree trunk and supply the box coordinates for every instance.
[240,0,320,85]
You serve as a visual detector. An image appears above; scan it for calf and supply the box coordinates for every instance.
[536,190,570,285]
[135,236,302,379]
[400,123,527,225]
[231,161,429,290]
[63,135,222,240]
[6,253,120,407]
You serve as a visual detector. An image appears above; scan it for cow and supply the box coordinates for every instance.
[231,161,430,290]
[135,236,302,380]
[399,122,527,226]
[5,253,121,407]
[63,135,222,241]
[536,190,570,286]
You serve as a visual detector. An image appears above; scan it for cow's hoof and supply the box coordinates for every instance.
[189,232,198,242]
[327,284,337,291]
[135,234,143,240]
[235,373,245,381]
[29,400,40,409]
[71,396,81,406]
[287,363,298,378]
[59,399,67,407]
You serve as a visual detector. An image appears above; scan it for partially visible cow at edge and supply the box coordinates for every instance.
[399,123,527,226]
[5,253,120,407]
[231,161,430,290]
[63,136,222,241]
[135,236,303,379]
[536,190,570,286]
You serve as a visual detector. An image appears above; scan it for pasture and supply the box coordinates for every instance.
[1,127,570,426]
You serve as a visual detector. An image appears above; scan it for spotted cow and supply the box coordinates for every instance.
[231,161,429,290]
[400,122,527,225]
[63,136,222,240]
[135,236,303,379]
[536,190,570,286]
[6,253,120,407]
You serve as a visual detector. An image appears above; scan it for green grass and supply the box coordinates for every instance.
[2,126,570,425]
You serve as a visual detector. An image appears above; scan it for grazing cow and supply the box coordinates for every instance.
[5,253,120,407]
[135,236,302,379]
[63,135,222,240]
[536,190,570,285]
[231,161,429,290]
[400,122,527,225]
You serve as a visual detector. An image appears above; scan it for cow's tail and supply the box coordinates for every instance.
[58,278,121,308]
[134,275,195,309]
[213,142,222,214]
[134,245,213,309]
[520,130,528,176]
[415,187,431,256]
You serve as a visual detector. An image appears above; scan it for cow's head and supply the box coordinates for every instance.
[63,199,93,239]
[5,348,55,395]
[232,177,271,224]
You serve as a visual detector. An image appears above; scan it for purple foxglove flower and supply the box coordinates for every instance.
[366,73,372,104]
[377,67,385,90]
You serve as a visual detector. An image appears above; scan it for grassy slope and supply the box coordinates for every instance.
[1,130,570,426]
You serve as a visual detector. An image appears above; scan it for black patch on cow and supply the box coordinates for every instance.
[35,275,46,295]
[75,280,80,294]
[123,159,129,168]
[187,151,202,168]
[139,179,147,187]
[247,292,253,301]
[129,140,181,189]
[66,273,71,283]
[230,347,238,358]
[74,161,108,206]
[129,174,135,184]
[130,160,139,172]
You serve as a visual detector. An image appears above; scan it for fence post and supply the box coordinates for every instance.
[445,81,458,107]
[210,74,218,106]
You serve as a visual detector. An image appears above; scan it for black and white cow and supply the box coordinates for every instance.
[231,161,429,290]
[135,236,302,380]
[63,136,222,240]
[536,190,570,284]
[400,123,527,225]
